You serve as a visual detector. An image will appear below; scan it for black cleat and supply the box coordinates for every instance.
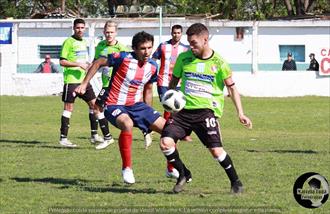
[231,180,243,194]
[185,169,192,183]
[173,176,187,193]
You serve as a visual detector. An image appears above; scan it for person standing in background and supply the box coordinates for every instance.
[282,52,297,71]
[34,54,59,73]
[58,18,114,148]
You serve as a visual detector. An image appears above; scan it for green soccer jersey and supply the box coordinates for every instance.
[95,40,129,87]
[173,50,232,118]
[60,36,89,84]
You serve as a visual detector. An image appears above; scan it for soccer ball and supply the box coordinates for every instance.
[161,89,186,113]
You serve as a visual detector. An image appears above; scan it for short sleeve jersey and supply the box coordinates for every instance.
[104,52,158,106]
[152,40,189,87]
[173,50,232,118]
[60,36,89,84]
[95,40,129,87]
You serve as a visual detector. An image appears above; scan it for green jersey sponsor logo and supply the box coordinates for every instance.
[173,50,232,118]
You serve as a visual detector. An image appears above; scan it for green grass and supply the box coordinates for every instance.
[0,96,329,213]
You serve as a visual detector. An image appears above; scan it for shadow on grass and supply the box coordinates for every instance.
[0,139,88,150]
[10,177,169,194]
[0,139,42,144]
[247,149,318,154]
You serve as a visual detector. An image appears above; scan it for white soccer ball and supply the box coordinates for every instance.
[161,89,186,113]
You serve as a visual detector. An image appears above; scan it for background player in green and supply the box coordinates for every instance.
[59,18,114,148]
[159,23,253,193]
[93,21,128,150]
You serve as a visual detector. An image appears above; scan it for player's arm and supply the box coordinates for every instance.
[59,58,90,70]
[168,76,180,90]
[168,53,183,90]
[224,76,252,129]
[143,83,153,106]
[75,57,108,95]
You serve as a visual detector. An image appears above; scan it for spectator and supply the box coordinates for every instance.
[34,54,59,73]
[282,52,297,71]
[307,53,319,71]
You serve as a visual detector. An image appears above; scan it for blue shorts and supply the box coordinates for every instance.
[157,86,180,102]
[104,102,161,133]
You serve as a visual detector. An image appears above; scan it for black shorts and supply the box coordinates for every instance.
[62,83,96,103]
[161,109,223,148]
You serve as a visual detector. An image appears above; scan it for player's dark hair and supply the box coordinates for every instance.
[132,31,154,49]
[73,18,85,27]
[172,25,183,32]
[186,23,209,36]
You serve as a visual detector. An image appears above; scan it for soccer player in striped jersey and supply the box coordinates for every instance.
[75,31,167,184]
[152,25,189,120]
[160,23,252,194]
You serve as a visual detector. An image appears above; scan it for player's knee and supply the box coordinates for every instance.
[160,137,175,151]
[116,114,133,131]
[209,147,225,158]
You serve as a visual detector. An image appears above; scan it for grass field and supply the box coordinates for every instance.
[0,96,329,213]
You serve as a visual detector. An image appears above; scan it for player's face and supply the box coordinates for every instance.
[104,26,117,45]
[188,34,207,58]
[73,23,85,39]
[134,41,153,62]
[171,28,182,43]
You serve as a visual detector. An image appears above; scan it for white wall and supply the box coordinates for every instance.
[1,18,329,97]
[4,71,329,97]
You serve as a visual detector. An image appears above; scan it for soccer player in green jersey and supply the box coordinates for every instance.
[93,21,129,150]
[59,18,114,148]
[160,23,252,194]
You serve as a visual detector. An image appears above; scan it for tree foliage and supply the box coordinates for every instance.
[1,0,329,20]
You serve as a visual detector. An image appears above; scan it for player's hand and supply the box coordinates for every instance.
[239,114,252,129]
[74,84,87,95]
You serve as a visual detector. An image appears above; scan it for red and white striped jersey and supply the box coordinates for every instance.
[152,40,189,87]
[104,52,158,106]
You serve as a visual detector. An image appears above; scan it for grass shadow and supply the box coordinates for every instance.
[0,139,43,145]
[247,149,318,154]
[0,143,86,150]
[10,177,168,194]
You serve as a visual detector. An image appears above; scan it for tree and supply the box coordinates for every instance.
[0,0,328,19]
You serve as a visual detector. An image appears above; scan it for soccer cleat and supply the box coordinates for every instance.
[173,176,187,193]
[231,180,244,194]
[166,168,180,179]
[122,167,135,184]
[172,168,192,193]
[144,132,152,149]
[95,136,114,150]
[59,138,77,148]
[184,169,192,183]
[90,134,104,144]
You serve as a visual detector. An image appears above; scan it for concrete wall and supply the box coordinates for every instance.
[4,71,329,97]
[0,18,329,97]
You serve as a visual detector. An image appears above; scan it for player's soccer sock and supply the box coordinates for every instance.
[96,112,111,139]
[216,151,240,184]
[60,110,71,139]
[119,131,133,169]
[167,161,175,172]
[166,144,176,172]
[163,147,185,177]
[163,111,171,121]
[89,109,98,136]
